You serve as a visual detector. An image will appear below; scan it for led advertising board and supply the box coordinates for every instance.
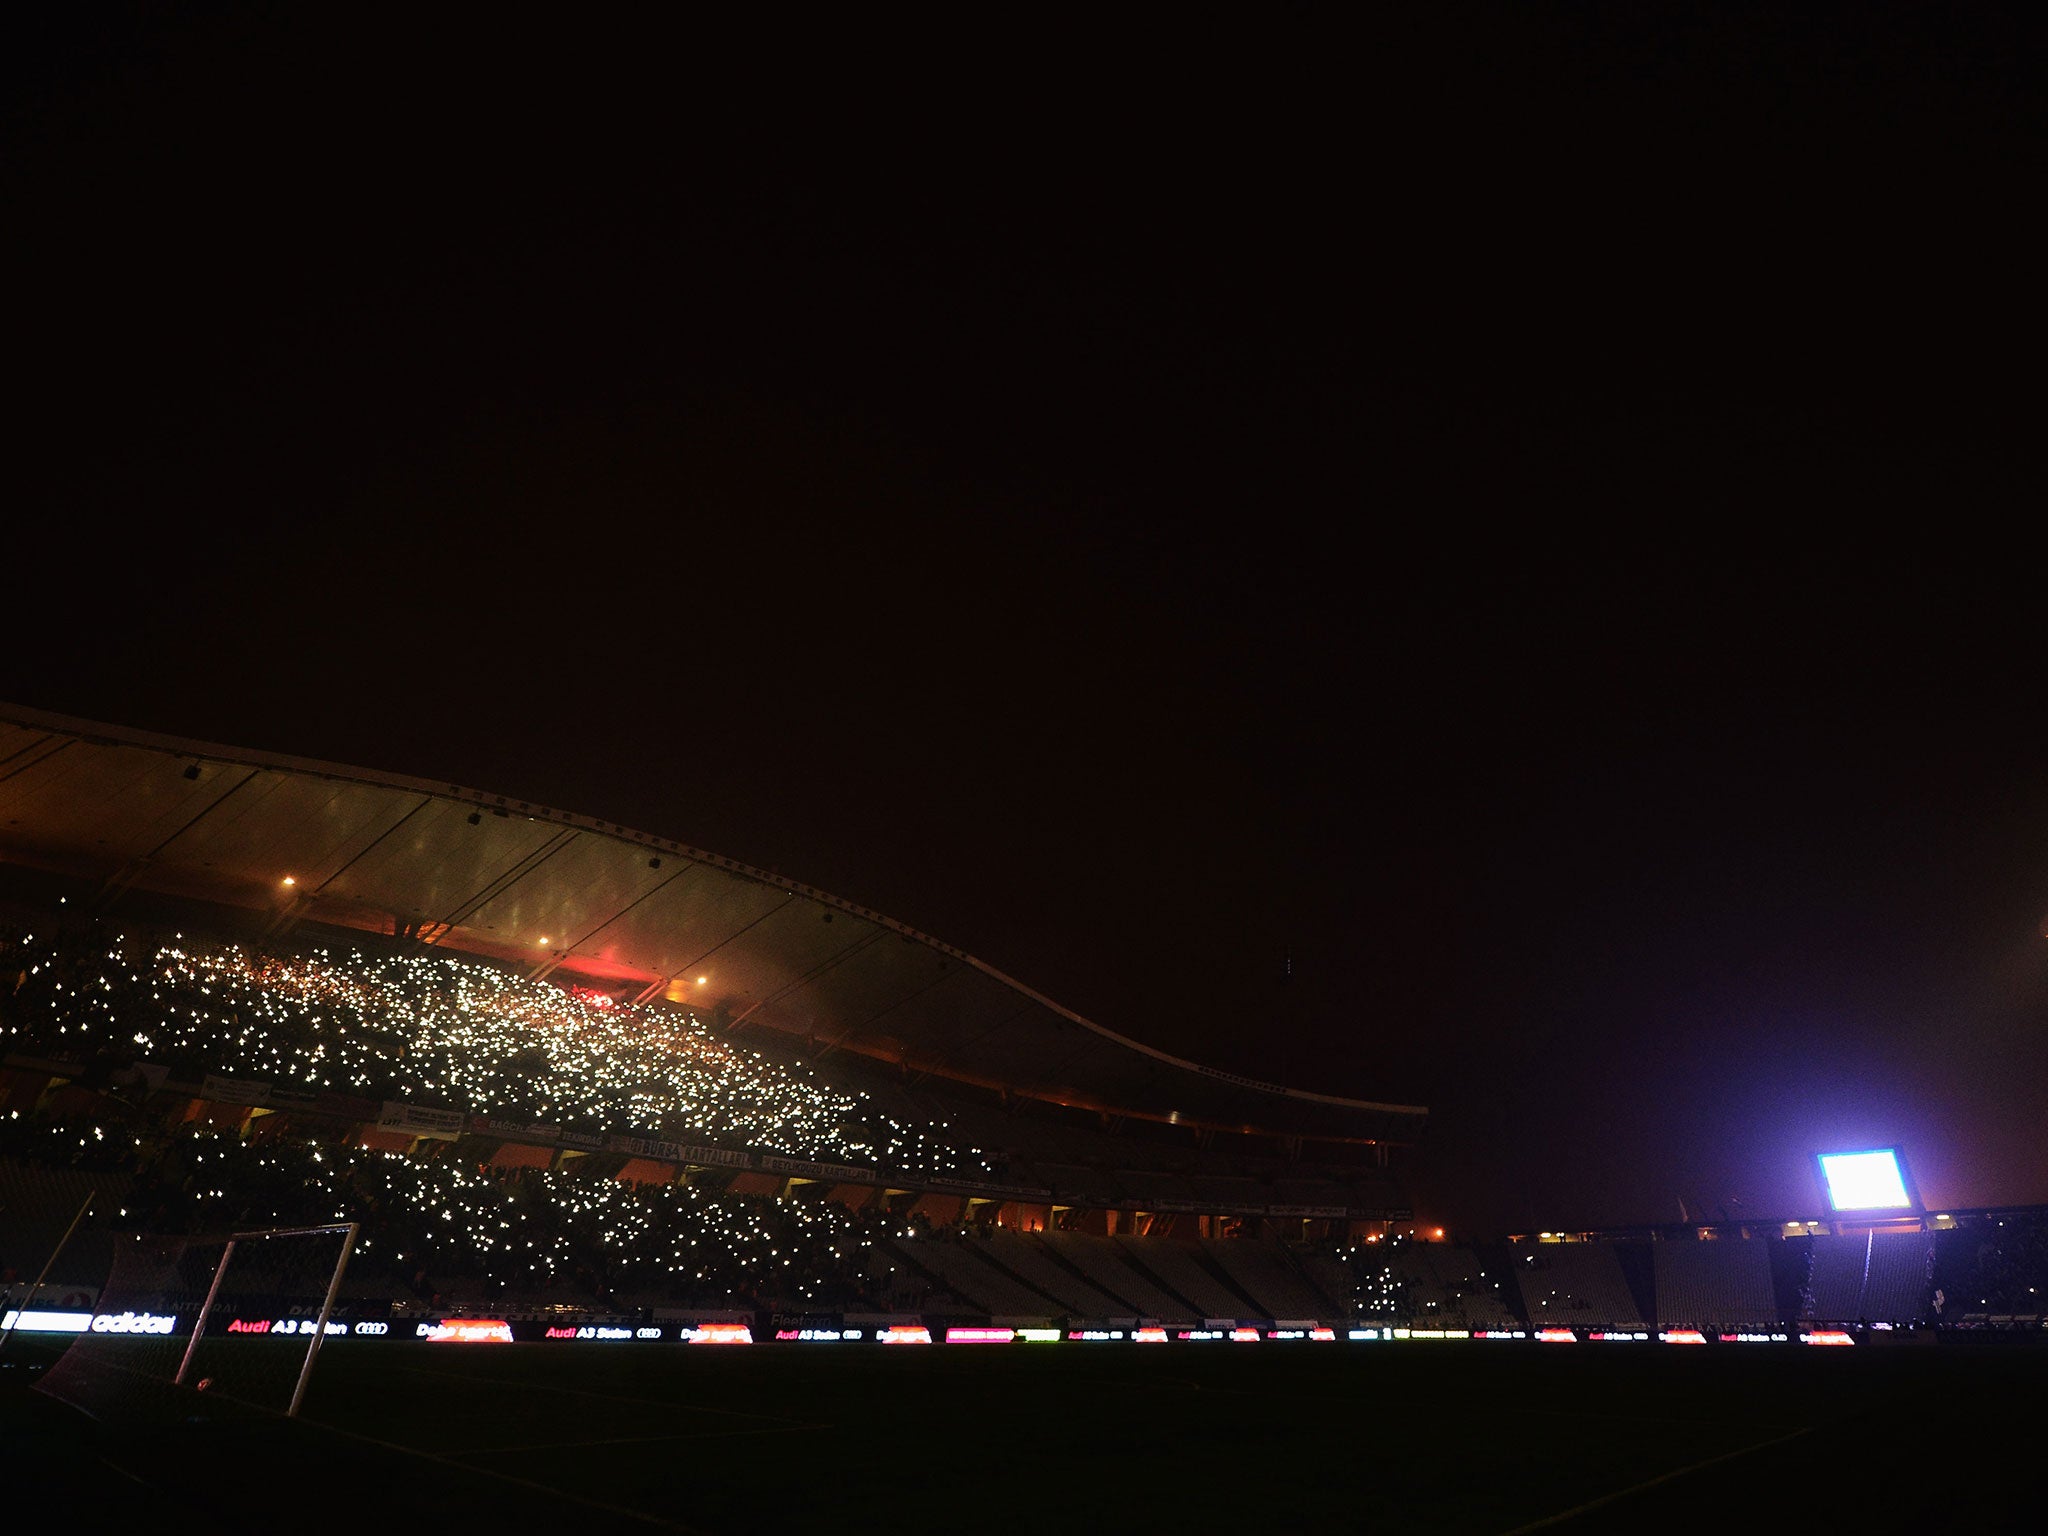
[0,1309,94,1333]
[417,1319,514,1342]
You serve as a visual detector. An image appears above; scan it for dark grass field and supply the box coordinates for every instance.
[3,1336,2041,1534]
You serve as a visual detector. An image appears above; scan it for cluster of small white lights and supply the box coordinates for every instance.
[1334,1243,1406,1315]
[0,928,992,1180]
[49,1124,882,1304]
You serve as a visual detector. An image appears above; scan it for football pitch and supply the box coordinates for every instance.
[3,1338,2038,1534]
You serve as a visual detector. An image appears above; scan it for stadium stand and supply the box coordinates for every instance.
[0,1156,128,1292]
[1037,1230,1194,1319]
[1295,1243,1373,1319]
[0,705,1434,1331]
[4,854,2044,1342]
[1112,1232,1250,1320]
[0,921,993,1184]
[1372,1242,1518,1327]
[1199,1236,1335,1320]
[1935,1212,2048,1327]
[8,1072,2048,1333]
[1806,1228,1934,1324]
[880,1234,1059,1319]
[1650,1238,1779,1328]
[1511,1241,1646,1328]
[979,1229,1129,1318]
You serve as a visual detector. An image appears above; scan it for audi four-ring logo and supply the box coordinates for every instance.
[354,1321,389,1335]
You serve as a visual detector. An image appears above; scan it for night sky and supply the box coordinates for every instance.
[5,7,2044,1236]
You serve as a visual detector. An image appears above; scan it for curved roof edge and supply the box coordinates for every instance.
[955,956,1424,1118]
[0,701,1427,1135]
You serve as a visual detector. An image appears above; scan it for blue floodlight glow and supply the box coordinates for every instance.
[1815,1148,1915,1212]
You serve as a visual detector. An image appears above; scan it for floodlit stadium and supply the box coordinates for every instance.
[3,702,2045,1535]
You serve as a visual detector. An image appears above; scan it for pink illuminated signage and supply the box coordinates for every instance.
[417,1319,513,1343]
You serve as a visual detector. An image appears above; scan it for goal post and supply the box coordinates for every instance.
[35,1221,359,1425]
[173,1222,359,1417]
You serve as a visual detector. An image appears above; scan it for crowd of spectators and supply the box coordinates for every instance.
[0,910,1008,1313]
[6,911,2048,1328]
[1,915,992,1183]
[1935,1214,2048,1324]
[0,1109,899,1313]
[9,1090,2048,1326]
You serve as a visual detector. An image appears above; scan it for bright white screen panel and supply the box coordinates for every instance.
[1817,1149,1913,1211]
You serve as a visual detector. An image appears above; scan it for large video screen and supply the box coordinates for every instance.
[1814,1147,1918,1212]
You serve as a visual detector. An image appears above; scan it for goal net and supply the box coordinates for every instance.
[34,1222,357,1426]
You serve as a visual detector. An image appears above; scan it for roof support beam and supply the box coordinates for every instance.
[97,766,263,912]
[529,861,691,985]
[630,890,801,1009]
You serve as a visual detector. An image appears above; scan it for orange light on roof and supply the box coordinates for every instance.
[280,876,296,887]
[697,976,708,984]
[539,937,550,946]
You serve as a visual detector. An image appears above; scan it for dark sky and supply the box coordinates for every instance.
[5,6,2044,1236]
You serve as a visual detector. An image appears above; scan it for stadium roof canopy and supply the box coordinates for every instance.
[0,704,1426,1146]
